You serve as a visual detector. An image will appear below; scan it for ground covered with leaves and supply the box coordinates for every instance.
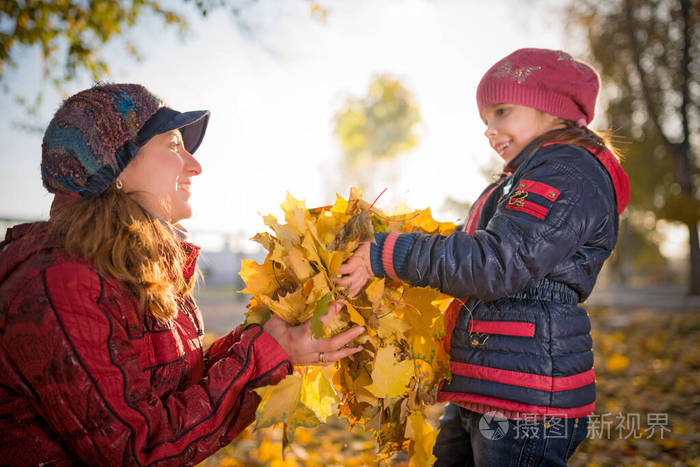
[570,307,700,467]
[196,307,699,466]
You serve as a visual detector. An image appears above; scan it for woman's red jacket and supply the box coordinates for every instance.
[0,222,292,466]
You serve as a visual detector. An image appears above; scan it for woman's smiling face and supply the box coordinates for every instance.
[119,129,202,223]
[481,104,563,163]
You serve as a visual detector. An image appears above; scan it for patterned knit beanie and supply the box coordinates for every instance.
[476,48,600,127]
[41,83,210,198]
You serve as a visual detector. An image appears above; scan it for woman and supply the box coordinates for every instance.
[0,83,364,465]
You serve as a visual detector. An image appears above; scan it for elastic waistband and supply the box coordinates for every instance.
[507,278,580,304]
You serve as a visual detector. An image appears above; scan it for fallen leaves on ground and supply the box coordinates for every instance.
[570,308,700,467]
[200,307,700,466]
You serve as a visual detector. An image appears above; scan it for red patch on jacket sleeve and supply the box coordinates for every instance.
[505,179,560,220]
[517,179,560,201]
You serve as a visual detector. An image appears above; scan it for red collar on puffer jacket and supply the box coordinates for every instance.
[542,143,630,214]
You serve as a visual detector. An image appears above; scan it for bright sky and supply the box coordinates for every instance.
[1,0,574,250]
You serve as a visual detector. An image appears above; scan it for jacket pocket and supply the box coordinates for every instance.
[467,320,535,338]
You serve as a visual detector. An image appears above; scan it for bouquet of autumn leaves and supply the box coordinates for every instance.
[240,188,456,465]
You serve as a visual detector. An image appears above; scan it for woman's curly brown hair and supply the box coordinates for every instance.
[49,184,198,322]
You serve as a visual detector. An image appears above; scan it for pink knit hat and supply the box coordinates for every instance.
[476,48,600,127]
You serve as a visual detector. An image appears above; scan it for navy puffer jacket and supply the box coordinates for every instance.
[370,143,629,418]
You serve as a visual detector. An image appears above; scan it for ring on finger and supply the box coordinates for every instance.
[318,351,325,363]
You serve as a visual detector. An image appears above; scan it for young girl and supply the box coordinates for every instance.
[0,83,363,465]
[338,48,630,466]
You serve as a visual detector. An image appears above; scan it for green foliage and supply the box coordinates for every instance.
[0,0,327,104]
[310,292,332,338]
[0,0,188,86]
[333,74,422,164]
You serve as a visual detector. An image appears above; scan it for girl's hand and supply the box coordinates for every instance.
[263,300,365,366]
[335,242,372,298]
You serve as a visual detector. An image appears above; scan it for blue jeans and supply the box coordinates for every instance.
[433,404,589,467]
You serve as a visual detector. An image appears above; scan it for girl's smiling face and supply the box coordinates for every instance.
[119,129,202,223]
[481,104,563,163]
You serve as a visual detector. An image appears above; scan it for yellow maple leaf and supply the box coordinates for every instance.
[264,214,301,246]
[300,231,323,266]
[259,288,307,324]
[286,247,314,281]
[375,313,411,340]
[405,412,438,467]
[330,193,349,213]
[344,300,366,326]
[239,258,277,296]
[408,208,440,233]
[281,192,306,212]
[365,278,385,306]
[253,373,320,445]
[303,272,331,305]
[365,346,414,398]
[250,231,275,252]
[412,358,436,391]
[315,211,344,245]
[399,287,444,361]
[318,248,346,278]
[281,193,310,237]
[340,363,377,406]
[269,242,288,266]
[300,367,339,422]
[253,374,304,426]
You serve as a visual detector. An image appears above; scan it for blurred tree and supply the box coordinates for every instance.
[567,0,700,294]
[608,216,672,286]
[0,0,326,110]
[334,73,422,165]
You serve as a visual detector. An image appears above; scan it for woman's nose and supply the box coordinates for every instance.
[484,126,497,138]
[184,150,202,175]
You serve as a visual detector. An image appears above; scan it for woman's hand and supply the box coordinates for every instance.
[335,242,372,298]
[263,300,365,366]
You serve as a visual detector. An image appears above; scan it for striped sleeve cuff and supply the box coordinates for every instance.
[370,232,417,282]
[370,233,387,277]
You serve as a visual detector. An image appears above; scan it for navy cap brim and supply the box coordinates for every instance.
[135,107,210,154]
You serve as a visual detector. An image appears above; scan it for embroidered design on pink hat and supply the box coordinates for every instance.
[492,60,542,84]
[555,50,591,74]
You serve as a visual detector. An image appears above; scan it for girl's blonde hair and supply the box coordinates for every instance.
[49,185,197,322]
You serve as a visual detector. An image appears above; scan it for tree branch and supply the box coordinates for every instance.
[679,0,692,152]
[622,0,676,154]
